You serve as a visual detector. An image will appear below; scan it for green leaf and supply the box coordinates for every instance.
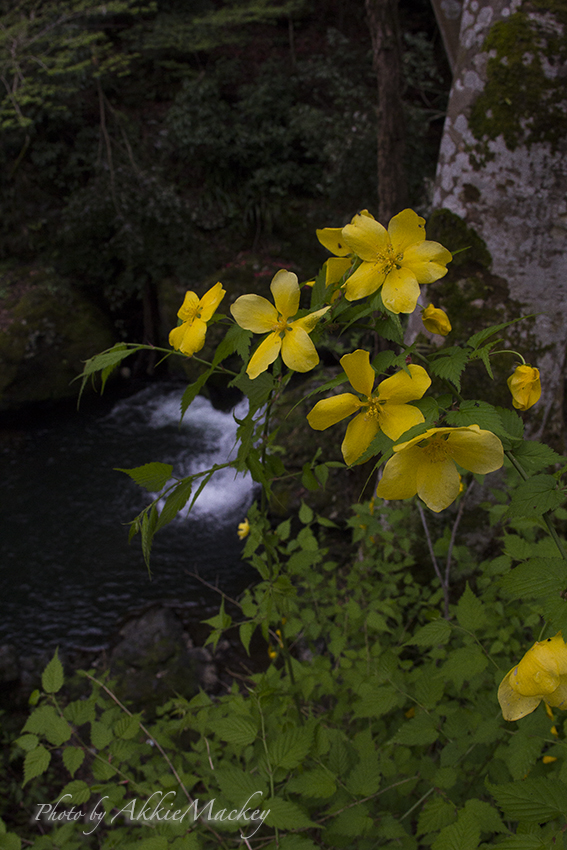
[446,400,503,433]
[496,407,524,439]
[90,720,113,750]
[417,796,456,835]
[62,747,85,778]
[214,715,257,746]
[440,646,488,689]
[299,502,314,524]
[392,713,439,746]
[488,777,567,822]
[326,808,373,837]
[268,726,313,770]
[42,649,64,694]
[463,798,506,833]
[286,768,336,798]
[239,621,255,656]
[429,347,471,391]
[505,475,564,518]
[14,734,38,753]
[352,686,399,718]
[467,317,529,350]
[215,766,268,805]
[232,370,274,408]
[509,441,564,473]
[0,834,21,850]
[499,557,567,599]
[431,811,480,850]
[404,619,452,646]
[456,583,486,630]
[264,798,316,830]
[23,745,51,786]
[346,755,381,796]
[23,705,71,746]
[115,462,173,492]
[156,479,192,531]
[60,780,90,805]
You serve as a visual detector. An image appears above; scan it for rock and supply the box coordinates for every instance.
[0,266,115,411]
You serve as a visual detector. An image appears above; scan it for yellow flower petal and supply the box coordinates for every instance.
[378,402,425,442]
[247,333,282,379]
[342,411,380,466]
[498,668,543,721]
[341,349,375,397]
[237,518,250,539]
[446,426,504,474]
[316,227,351,257]
[508,365,541,410]
[416,455,461,512]
[387,209,426,253]
[199,281,226,321]
[231,294,278,333]
[307,394,362,430]
[377,364,431,403]
[545,680,567,710]
[422,304,452,336]
[375,447,421,501]
[292,305,331,334]
[381,266,421,314]
[169,317,207,356]
[402,241,452,283]
[177,290,200,321]
[342,215,390,261]
[271,269,300,321]
[343,261,387,301]
[325,257,353,286]
[281,325,319,372]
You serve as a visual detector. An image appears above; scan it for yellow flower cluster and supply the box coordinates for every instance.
[167,208,545,514]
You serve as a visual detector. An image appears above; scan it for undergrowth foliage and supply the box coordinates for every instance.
[7,208,567,850]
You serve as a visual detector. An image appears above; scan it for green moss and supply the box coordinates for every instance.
[469,4,567,152]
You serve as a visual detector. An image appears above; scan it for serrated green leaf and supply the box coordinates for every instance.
[287,768,337,798]
[510,441,564,473]
[499,558,567,599]
[352,686,399,718]
[429,347,471,391]
[431,811,480,850]
[463,798,506,833]
[268,726,313,770]
[239,621,255,656]
[14,734,38,753]
[0,832,21,850]
[263,798,316,829]
[505,475,564,518]
[62,747,85,777]
[215,766,268,805]
[60,779,90,805]
[214,715,257,746]
[417,796,456,835]
[488,777,567,822]
[456,583,486,630]
[42,650,64,694]
[156,479,192,531]
[392,712,439,746]
[405,619,452,646]
[115,462,173,492]
[446,399,502,433]
[23,745,51,786]
[496,407,524,439]
[326,808,373,837]
[440,645,487,689]
[346,755,381,796]
[23,705,71,746]
[90,720,113,750]
[299,502,314,524]
[232,370,274,408]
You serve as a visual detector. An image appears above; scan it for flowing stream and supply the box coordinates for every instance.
[0,384,257,653]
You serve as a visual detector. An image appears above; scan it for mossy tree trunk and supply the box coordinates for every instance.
[432,0,567,444]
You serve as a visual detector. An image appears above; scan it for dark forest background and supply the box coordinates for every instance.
[0,0,450,353]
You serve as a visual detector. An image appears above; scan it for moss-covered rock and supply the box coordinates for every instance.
[0,265,116,411]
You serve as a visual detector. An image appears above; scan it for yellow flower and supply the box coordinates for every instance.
[375,424,504,512]
[507,364,541,410]
[422,304,452,336]
[341,209,452,314]
[169,282,226,357]
[543,755,558,763]
[230,270,330,379]
[316,211,374,287]
[237,518,250,540]
[307,350,431,466]
[498,633,567,721]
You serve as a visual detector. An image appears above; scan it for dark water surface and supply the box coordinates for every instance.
[0,385,256,653]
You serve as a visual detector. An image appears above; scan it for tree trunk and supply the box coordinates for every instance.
[365,0,407,222]
[430,0,567,444]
